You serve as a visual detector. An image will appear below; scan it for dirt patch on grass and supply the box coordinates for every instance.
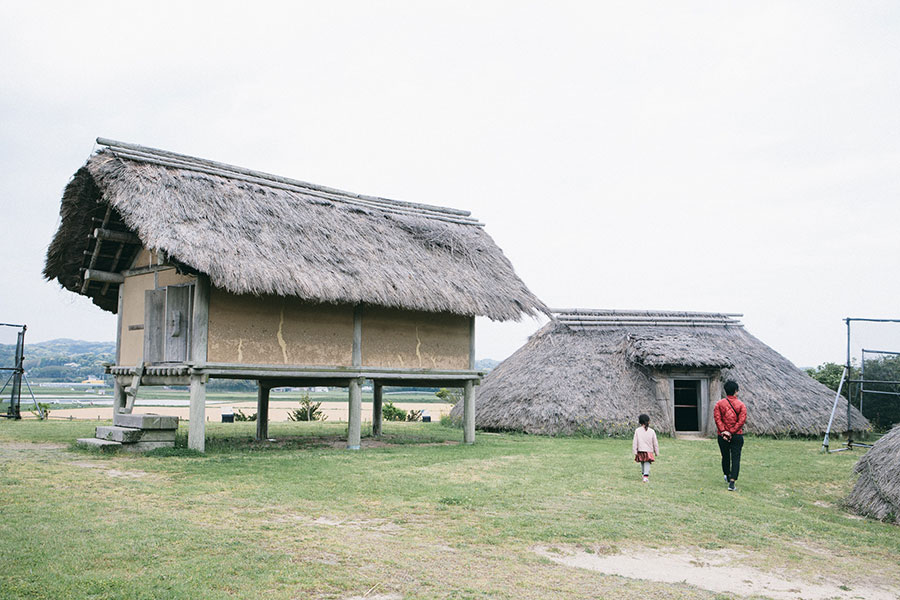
[0,442,67,451]
[70,460,151,479]
[533,545,899,600]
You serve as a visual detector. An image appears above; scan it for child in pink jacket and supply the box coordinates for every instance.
[633,414,660,482]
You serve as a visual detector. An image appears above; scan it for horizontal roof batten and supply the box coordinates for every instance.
[562,321,741,329]
[557,315,740,323]
[93,227,141,244]
[551,308,742,317]
[82,269,125,284]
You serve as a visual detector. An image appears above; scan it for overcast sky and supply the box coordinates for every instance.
[1,1,898,367]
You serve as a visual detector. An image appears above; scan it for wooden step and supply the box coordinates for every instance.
[76,438,122,451]
[113,413,179,430]
[95,426,177,444]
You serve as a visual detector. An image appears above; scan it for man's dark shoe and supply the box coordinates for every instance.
[728,481,736,492]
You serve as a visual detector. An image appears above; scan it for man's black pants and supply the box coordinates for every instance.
[718,434,744,481]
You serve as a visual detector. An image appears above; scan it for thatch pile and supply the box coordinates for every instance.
[44,139,546,321]
[845,425,900,522]
[455,309,867,436]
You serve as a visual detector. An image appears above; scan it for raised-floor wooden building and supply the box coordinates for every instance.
[44,138,546,451]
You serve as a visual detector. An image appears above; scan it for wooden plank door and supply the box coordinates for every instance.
[143,289,165,364]
[164,285,193,362]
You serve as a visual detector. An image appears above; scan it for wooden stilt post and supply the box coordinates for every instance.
[373,382,383,437]
[463,380,475,444]
[112,378,127,414]
[256,381,270,441]
[464,316,476,444]
[348,303,363,449]
[188,374,207,452]
[189,274,210,452]
[348,378,362,450]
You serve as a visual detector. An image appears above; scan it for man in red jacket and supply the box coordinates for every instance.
[714,379,747,491]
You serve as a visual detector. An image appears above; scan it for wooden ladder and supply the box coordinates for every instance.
[122,362,145,414]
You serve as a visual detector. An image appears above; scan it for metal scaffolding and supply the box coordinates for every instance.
[0,323,42,419]
[823,317,900,453]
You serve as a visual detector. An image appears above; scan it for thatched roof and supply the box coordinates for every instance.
[454,309,868,436]
[44,138,547,321]
[845,425,900,523]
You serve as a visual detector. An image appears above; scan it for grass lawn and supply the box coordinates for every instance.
[0,420,896,599]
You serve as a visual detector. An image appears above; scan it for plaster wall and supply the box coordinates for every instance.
[132,248,154,269]
[361,307,470,370]
[207,291,354,366]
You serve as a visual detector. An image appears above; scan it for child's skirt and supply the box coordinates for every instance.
[635,451,655,463]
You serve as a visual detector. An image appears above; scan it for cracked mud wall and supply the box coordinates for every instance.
[361,306,469,370]
[207,290,355,366]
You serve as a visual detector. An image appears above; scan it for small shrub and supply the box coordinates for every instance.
[287,393,327,421]
[405,409,423,422]
[234,409,257,422]
[31,403,51,420]
[382,401,406,422]
[435,388,462,406]
[441,413,462,428]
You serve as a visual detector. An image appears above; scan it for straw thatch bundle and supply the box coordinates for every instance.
[845,425,900,522]
[455,310,867,436]
[44,139,546,321]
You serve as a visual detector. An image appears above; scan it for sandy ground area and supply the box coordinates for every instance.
[41,401,452,423]
[534,545,899,600]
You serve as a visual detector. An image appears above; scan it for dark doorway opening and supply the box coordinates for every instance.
[674,379,701,431]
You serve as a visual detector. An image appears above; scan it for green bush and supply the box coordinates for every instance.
[234,409,257,422]
[440,414,461,428]
[382,401,406,421]
[435,387,462,406]
[31,403,51,420]
[287,393,327,422]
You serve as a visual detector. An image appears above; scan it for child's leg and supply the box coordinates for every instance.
[642,461,650,477]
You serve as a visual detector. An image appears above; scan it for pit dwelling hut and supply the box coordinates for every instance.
[845,424,900,522]
[44,138,547,451]
[454,309,867,437]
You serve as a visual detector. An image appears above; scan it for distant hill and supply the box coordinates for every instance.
[475,358,500,371]
[0,339,115,382]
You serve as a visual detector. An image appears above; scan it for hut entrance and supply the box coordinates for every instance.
[143,283,195,363]
[673,379,701,431]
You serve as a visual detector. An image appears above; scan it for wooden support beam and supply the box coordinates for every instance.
[188,374,207,452]
[191,275,210,365]
[123,362,145,413]
[347,377,362,450]
[101,241,130,295]
[93,227,140,244]
[112,379,127,414]
[83,269,125,284]
[463,380,475,444]
[373,382,383,437]
[197,363,482,380]
[469,317,476,370]
[352,304,362,367]
[256,382,270,441]
[115,284,123,365]
[81,207,113,293]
